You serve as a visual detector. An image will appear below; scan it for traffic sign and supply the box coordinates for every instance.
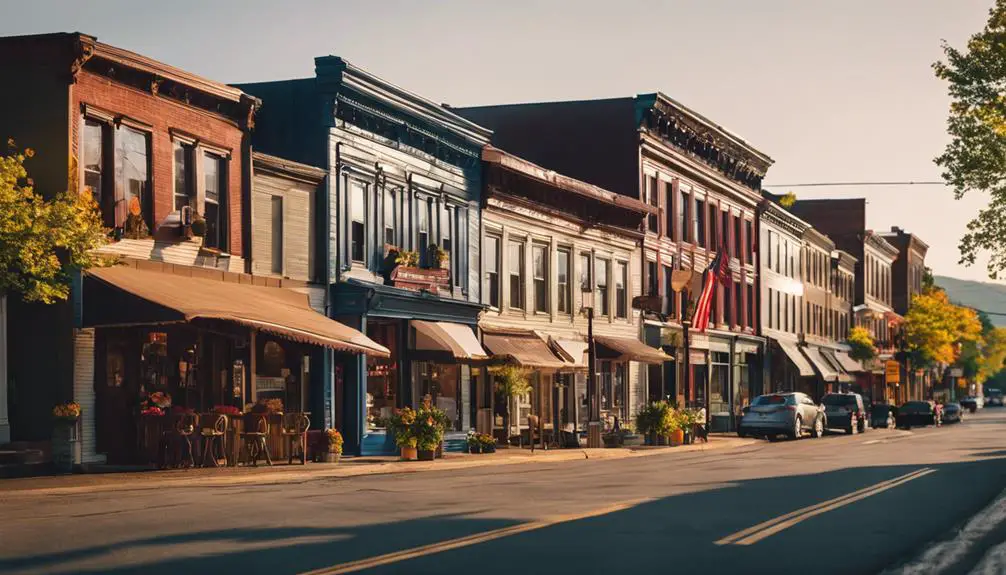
[885,360,901,384]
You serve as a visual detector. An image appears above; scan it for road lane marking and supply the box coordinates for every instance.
[716,468,935,546]
[300,499,647,575]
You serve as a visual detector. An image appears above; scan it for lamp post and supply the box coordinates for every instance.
[581,286,601,448]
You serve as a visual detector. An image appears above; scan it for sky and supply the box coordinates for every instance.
[0,0,996,281]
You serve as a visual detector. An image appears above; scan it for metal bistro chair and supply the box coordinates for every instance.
[282,413,311,465]
[240,413,272,466]
[199,413,228,468]
[161,412,198,469]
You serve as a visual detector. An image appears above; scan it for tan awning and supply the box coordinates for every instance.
[594,335,673,364]
[820,349,855,383]
[832,351,866,374]
[802,345,840,382]
[550,338,589,371]
[413,320,487,360]
[481,327,569,369]
[85,266,390,357]
[777,340,814,377]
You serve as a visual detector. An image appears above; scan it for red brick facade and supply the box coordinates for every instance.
[70,71,245,256]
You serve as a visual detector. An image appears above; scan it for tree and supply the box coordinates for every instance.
[847,326,877,362]
[904,288,983,367]
[934,1,1006,278]
[0,140,106,303]
[491,364,531,441]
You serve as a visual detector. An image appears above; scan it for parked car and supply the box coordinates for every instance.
[897,401,940,428]
[942,402,964,424]
[986,389,1003,407]
[822,392,867,434]
[738,392,826,440]
[960,396,983,413]
[869,403,897,430]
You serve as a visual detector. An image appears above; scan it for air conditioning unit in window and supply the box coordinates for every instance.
[179,205,193,238]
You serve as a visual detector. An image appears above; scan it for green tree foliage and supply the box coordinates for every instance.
[0,140,107,302]
[934,1,1006,278]
[491,365,531,439]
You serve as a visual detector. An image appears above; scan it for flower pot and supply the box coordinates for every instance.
[435,442,444,459]
[645,432,657,446]
[469,444,482,454]
[418,449,435,461]
[670,429,685,446]
[323,452,341,464]
[400,446,418,461]
[52,419,80,473]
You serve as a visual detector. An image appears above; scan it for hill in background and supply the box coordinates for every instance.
[935,275,1006,327]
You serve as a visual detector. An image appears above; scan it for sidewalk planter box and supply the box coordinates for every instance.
[52,419,80,473]
[417,449,435,461]
[400,446,418,461]
[622,434,643,447]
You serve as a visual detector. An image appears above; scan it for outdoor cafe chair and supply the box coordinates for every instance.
[281,413,311,465]
[199,413,228,468]
[240,413,272,466]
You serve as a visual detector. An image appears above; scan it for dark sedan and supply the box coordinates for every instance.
[942,402,963,424]
[897,401,940,428]
[870,403,897,430]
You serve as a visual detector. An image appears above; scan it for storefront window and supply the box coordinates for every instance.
[366,321,398,430]
[710,351,730,416]
[414,361,461,431]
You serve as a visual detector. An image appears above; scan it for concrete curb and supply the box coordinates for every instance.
[0,436,757,498]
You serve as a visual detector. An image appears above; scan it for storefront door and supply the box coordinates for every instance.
[95,330,139,464]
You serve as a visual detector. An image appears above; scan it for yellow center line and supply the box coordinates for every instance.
[300,499,647,575]
[716,467,936,546]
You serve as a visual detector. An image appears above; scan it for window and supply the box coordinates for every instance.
[734,282,742,328]
[784,242,790,277]
[745,220,753,262]
[725,282,733,327]
[710,204,719,251]
[443,205,453,279]
[775,290,781,330]
[557,248,571,314]
[485,235,500,308]
[664,265,675,318]
[580,252,592,291]
[533,244,548,313]
[173,141,194,212]
[720,209,729,254]
[351,181,366,262]
[418,198,430,266]
[509,241,524,310]
[453,208,466,288]
[768,288,774,329]
[678,189,688,242]
[82,119,106,223]
[647,261,658,296]
[270,196,283,275]
[384,188,396,247]
[665,183,675,238]
[695,197,705,248]
[747,284,754,328]
[596,258,610,316]
[647,176,659,233]
[734,215,742,260]
[114,125,150,231]
[775,235,781,274]
[767,231,774,270]
[613,362,626,422]
[202,152,225,250]
[615,261,627,319]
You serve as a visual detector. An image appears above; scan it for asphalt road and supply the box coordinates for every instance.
[3,410,1006,575]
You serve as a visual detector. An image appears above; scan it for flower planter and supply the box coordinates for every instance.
[435,442,444,459]
[52,418,80,473]
[323,452,341,464]
[670,429,685,446]
[400,446,418,461]
[468,444,482,454]
[417,449,436,461]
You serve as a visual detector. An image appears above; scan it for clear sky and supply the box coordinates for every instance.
[0,0,995,281]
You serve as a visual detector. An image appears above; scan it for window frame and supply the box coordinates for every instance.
[350,179,368,264]
[595,257,610,317]
[508,240,525,311]
[484,234,502,309]
[615,260,628,319]
[532,243,549,314]
[557,247,572,315]
[202,150,227,251]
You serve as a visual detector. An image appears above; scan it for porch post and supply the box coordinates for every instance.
[0,295,8,444]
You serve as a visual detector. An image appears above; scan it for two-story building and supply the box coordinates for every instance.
[881,226,930,399]
[457,95,767,432]
[0,34,387,464]
[479,147,666,444]
[240,57,492,455]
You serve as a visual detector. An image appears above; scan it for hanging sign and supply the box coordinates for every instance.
[885,360,900,384]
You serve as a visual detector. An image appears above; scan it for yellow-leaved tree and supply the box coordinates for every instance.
[0,140,107,303]
[904,287,983,368]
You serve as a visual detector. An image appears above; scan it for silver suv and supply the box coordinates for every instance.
[738,392,826,440]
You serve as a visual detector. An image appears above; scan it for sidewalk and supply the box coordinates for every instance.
[0,434,755,497]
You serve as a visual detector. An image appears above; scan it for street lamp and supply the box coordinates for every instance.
[581,286,601,448]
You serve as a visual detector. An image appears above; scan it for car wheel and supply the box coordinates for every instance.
[812,416,824,438]
[791,416,802,440]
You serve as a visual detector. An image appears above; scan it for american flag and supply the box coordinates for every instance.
[691,250,731,332]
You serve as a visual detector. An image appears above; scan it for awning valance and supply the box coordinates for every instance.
[413,320,487,360]
[777,340,814,377]
[551,338,589,370]
[85,266,390,357]
[481,327,569,369]
[820,349,855,383]
[832,351,866,374]
[594,335,673,364]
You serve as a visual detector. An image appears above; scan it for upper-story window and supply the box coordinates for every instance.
[646,176,659,233]
[384,188,396,247]
[647,261,658,297]
[678,189,688,243]
[453,207,465,289]
[203,152,226,250]
[418,198,431,267]
[532,244,548,313]
[695,197,705,248]
[173,141,194,211]
[484,235,501,309]
[82,115,152,233]
[557,248,571,314]
[710,204,720,252]
[734,216,742,261]
[580,252,592,293]
[442,204,453,279]
[509,240,524,310]
[665,182,675,238]
[595,258,610,317]
[350,181,366,263]
[663,264,675,318]
[766,231,774,270]
[615,261,628,319]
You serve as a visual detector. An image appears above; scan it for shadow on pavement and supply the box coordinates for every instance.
[5,458,1006,575]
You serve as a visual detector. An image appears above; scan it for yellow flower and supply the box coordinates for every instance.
[24,148,34,158]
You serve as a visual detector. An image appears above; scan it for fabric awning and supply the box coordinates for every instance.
[481,327,570,369]
[802,345,840,382]
[832,350,866,374]
[820,349,855,383]
[594,335,673,364]
[777,340,814,377]
[413,320,487,360]
[551,338,589,370]
[85,266,390,357]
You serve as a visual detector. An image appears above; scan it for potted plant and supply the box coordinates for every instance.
[389,407,418,461]
[479,433,497,453]
[668,410,685,446]
[51,401,81,473]
[395,249,419,268]
[325,429,343,463]
[189,211,207,238]
[491,365,531,447]
[467,430,481,454]
[415,405,445,461]
[428,244,449,270]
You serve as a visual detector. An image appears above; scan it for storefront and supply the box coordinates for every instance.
[332,281,485,456]
[82,263,389,464]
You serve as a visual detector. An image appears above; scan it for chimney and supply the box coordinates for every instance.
[890,226,902,234]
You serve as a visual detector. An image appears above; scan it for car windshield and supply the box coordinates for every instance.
[753,395,789,406]
[823,395,856,406]
[903,401,930,411]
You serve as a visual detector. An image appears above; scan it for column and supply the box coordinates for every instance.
[0,295,7,444]
[341,315,367,456]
